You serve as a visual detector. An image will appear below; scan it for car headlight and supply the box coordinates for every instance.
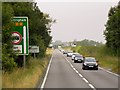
[84,63,87,66]
[95,63,98,66]
[75,57,77,60]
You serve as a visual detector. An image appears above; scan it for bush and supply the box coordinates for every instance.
[2,53,17,72]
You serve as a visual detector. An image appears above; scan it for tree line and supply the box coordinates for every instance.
[2,2,55,71]
[104,1,120,55]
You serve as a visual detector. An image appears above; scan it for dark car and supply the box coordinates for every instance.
[74,54,83,63]
[82,57,98,70]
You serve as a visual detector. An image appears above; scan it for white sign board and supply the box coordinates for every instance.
[29,46,39,53]
[13,45,22,53]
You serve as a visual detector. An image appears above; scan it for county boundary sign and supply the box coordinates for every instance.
[12,17,29,55]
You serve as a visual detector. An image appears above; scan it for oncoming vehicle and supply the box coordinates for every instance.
[63,50,68,54]
[82,57,98,70]
[71,53,80,60]
[60,49,64,53]
[67,51,73,57]
[74,54,83,63]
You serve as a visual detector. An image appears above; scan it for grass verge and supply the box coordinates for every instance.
[2,48,53,88]
[0,70,2,89]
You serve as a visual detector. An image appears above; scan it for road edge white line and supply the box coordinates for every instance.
[99,67,119,77]
[40,51,54,89]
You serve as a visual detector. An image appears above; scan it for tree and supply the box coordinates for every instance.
[104,1,120,55]
[2,3,17,71]
[76,39,103,46]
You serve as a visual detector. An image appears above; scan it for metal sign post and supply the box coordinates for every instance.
[23,55,26,68]
[34,53,36,58]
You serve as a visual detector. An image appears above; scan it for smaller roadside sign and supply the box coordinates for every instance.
[29,46,39,53]
[13,45,22,53]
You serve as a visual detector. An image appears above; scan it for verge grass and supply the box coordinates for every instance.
[2,48,53,88]
[0,70,2,89]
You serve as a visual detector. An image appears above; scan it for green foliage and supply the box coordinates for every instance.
[72,46,99,57]
[30,34,46,57]
[76,39,103,46]
[73,45,116,57]
[104,1,120,55]
[2,44,17,72]
[2,3,17,71]
[2,2,55,71]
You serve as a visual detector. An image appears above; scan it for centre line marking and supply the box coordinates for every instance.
[75,70,79,74]
[78,73,83,78]
[89,84,96,90]
[83,78,89,83]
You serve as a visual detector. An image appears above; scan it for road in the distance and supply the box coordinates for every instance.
[40,49,119,89]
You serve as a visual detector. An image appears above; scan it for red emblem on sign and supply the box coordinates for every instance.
[12,32,22,44]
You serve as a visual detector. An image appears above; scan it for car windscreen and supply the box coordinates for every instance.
[85,58,96,62]
[75,54,81,57]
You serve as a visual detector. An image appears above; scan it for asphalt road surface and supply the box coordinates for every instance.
[40,49,119,89]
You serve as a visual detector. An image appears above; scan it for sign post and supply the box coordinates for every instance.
[12,17,29,68]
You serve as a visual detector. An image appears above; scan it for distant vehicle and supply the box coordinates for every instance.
[67,51,73,57]
[74,54,83,63]
[71,53,80,60]
[82,57,98,70]
[59,49,64,52]
[60,49,64,52]
[63,50,68,54]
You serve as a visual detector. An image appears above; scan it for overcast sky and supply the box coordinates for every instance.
[36,1,118,43]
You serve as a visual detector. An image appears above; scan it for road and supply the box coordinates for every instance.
[40,49,119,89]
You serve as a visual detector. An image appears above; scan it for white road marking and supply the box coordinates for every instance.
[89,84,96,90]
[99,67,119,77]
[73,68,76,71]
[75,70,79,74]
[78,73,83,78]
[83,78,89,83]
[71,65,74,68]
[40,51,54,89]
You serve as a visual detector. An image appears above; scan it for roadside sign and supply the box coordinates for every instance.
[12,17,29,55]
[29,46,39,53]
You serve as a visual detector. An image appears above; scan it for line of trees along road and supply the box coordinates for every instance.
[104,1,120,55]
[2,2,55,71]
